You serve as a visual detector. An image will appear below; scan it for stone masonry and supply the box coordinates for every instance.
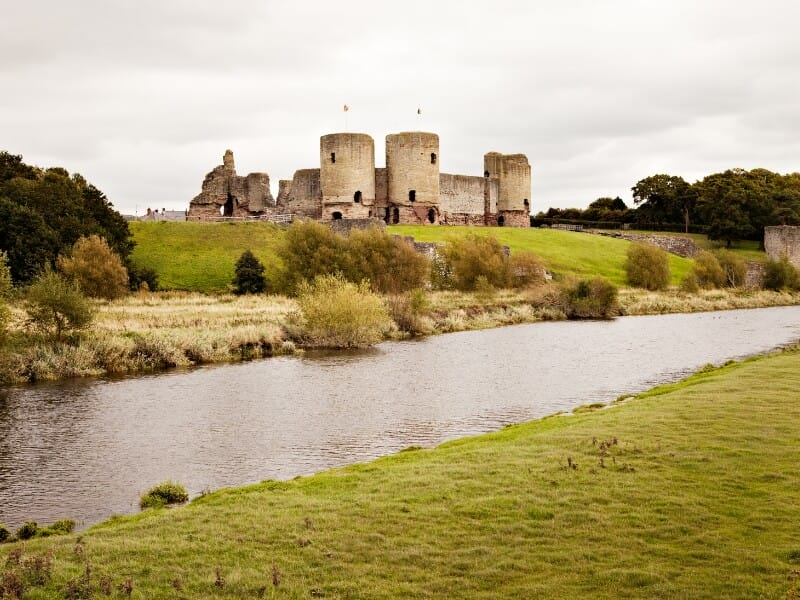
[764,226,800,268]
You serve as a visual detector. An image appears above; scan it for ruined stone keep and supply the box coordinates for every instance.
[764,225,800,268]
[188,132,531,227]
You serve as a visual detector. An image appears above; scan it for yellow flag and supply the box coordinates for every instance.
[343,104,350,112]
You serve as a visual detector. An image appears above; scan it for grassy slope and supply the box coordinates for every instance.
[129,221,286,292]
[390,225,693,286]
[5,349,800,598]
[130,222,700,291]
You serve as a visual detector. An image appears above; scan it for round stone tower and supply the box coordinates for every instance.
[386,132,440,223]
[319,133,375,220]
[484,152,531,227]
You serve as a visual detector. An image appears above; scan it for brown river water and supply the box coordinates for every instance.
[1,306,799,530]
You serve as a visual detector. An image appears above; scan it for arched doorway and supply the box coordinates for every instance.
[354,191,362,203]
[223,193,235,217]
[392,207,400,224]
[427,208,436,224]
[497,215,505,227]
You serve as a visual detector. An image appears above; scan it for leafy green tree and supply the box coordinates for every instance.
[277,221,349,293]
[232,250,267,294]
[24,269,93,340]
[0,151,38,182]
[0,197,59,283]
[346,227,430,294]
[624,243,670,290]
[0,251,11,299]
[632,174,696,232]
[57,235,130,300]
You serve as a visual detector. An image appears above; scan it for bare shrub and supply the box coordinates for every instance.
[292,274,392,348]
[624,243,670,290]
[387,289,432,336]
[507,251,546,288]
[57,235,129,300]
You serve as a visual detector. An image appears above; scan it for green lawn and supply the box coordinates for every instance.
[390,225,693,286]
[129,221,286,292]
[4,348,800,598]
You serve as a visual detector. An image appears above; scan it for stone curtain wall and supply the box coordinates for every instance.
[440,174,488,215]
[275,169,323,219]
[765,226,800,268]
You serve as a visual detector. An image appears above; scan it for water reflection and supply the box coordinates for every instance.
[1,306,799,529]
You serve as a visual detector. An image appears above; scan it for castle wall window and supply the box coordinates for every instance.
[497,215,505,227]
[392,207,400,224]
[484,170,490,178]
[330,152,335,163]
[332,211,343,220]
[427,208,436,224]
[409,190,416,202]
[431,153,437,164]
[524,199,529,208]
[354,191,362,203]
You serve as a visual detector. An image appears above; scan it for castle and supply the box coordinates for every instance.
[188,132,532,227]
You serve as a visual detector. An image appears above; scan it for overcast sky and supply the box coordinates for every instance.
[2,1,800,216]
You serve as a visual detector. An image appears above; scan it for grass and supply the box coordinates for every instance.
[3,347,800,598]
[129,221,286,292]
[390,225,694,286]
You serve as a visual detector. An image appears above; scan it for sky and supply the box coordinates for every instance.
[2,0,800,216]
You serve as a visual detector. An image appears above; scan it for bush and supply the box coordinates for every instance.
[293,274,392,348]
[763,256,800,291]
[624,243,670,290]
[277,221,348,293]
[140,480,189,509]
[16,521,39,540]
[346,228,430,293]
[680,272,700,293]
[57,234,129,300]
[24,269,93,340]
[565,277,619,319]
[387,289,432,336]
[507,251,546,288]
[127,262,159,291]
[232,249,267,294]
[0,250,11,299]
[690,251,726,289]
[714,250,747,287]
[439,234,509,291]
[0,523,10,543]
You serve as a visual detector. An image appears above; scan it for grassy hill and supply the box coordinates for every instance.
[129,222,753,292]
[4,347,800,598]
[129,221,286,292]
[390,225,694,286]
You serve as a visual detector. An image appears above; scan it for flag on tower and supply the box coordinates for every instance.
[343,104,350,112]
[417,107,422,115]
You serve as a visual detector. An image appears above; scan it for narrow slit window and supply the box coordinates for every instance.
[431,153,437,164]
[523,199,529,208]
[330,152,336,163]
[409,190,416,202]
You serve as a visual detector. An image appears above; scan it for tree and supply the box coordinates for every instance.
[277,221,349,293]
[232,250,267,294]
[24,270,93,340]
[0,251,11,299]
[632,174,696,232]
[57,235,130,300]
[346,227,430,294]
[0,197,60,283]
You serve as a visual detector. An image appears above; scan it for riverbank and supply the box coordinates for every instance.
[3,345,799,597]
[2,286,800,384]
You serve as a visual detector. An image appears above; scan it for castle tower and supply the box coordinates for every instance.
[483,152,531,227]
[319,133,375,220]
[385,132,440,224]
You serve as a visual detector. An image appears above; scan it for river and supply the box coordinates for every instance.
[1,306,799,530]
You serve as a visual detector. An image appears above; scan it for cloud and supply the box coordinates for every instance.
[2,0,800,214]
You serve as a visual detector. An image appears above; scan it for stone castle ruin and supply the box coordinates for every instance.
[764,225,800,268]
[188,132,531,227]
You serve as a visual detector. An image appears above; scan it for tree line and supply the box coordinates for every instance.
[0,151,140,285]
[534,168,800,245]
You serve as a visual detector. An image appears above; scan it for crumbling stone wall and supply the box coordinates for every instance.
[597,232,700,258]
[276,169,322,219]
[328,218,386,236]
[188,150,274,219]
[765,226,800,268]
